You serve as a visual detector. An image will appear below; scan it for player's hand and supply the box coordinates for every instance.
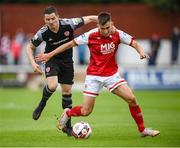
[35,53,50,63]
[140,52,150,59]
[32,62,43,74]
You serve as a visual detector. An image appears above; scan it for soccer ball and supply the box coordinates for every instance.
[72,121,92,139]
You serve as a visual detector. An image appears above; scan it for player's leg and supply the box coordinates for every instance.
[104,72,144,132]
[112,84,160,137]
[68,95,96,117]
[57,95,96,130]
[60,84,73,136]
[112,84,144,131]
[57,75,101,130]
[33,76,58,120]
[58,61,74,135]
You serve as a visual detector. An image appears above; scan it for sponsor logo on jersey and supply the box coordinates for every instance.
[46,67,51,73]
[64,31,70,36]
[51,37,69,45]
[80,34,86,38]
[100,42,115,54]
[123,31,128,36]
[72,18,82,25]
[48,38,53,41]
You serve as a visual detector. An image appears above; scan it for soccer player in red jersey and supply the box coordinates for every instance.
[36,12,160,137]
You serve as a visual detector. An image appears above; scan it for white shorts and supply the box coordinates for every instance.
[83,72,127,97]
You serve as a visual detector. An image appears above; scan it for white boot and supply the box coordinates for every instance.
[141,128,160,137]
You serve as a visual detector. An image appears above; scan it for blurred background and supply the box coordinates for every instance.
[0,0,180,90]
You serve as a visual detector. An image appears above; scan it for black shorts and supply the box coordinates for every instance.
[44,58,74,84]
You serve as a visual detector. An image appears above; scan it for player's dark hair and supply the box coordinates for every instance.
[44,6,58,15]
[98,12,111,25]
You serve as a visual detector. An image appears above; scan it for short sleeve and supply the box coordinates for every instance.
[117,30,134,45]
[31,30,43,47]
[74,32,89,45]
[63,18,84,30]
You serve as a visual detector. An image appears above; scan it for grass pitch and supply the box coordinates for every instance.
[0,88,180,147]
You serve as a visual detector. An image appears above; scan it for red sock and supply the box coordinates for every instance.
[67,106,82,117]
[129,105,145,132]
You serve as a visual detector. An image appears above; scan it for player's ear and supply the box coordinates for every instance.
[43,17,46,22]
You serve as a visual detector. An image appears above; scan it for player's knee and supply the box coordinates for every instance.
[81,107,92,116]
[81,110,92,116]
[62,87,72,95]
[48,83,58,91]
[62,90,71,95]
[127,95,137,106]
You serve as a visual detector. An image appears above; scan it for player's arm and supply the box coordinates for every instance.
[118,30,149,60]
[131,40,149,59]
[35,40,77,63]
[26,42,42,74]
[49,40,76,57]
[82,15,98,24]
[69,16,97,30]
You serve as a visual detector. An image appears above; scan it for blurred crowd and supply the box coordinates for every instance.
[0,26,180,66]
[148,26,180,66]
[0,28,32,65]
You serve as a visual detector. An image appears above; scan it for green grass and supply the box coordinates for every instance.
[0,88,180,147]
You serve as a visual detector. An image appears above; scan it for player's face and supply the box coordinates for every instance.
[44,13,59,29]
[98,21,113,37]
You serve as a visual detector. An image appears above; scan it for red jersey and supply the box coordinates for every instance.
[74,28,133,76]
